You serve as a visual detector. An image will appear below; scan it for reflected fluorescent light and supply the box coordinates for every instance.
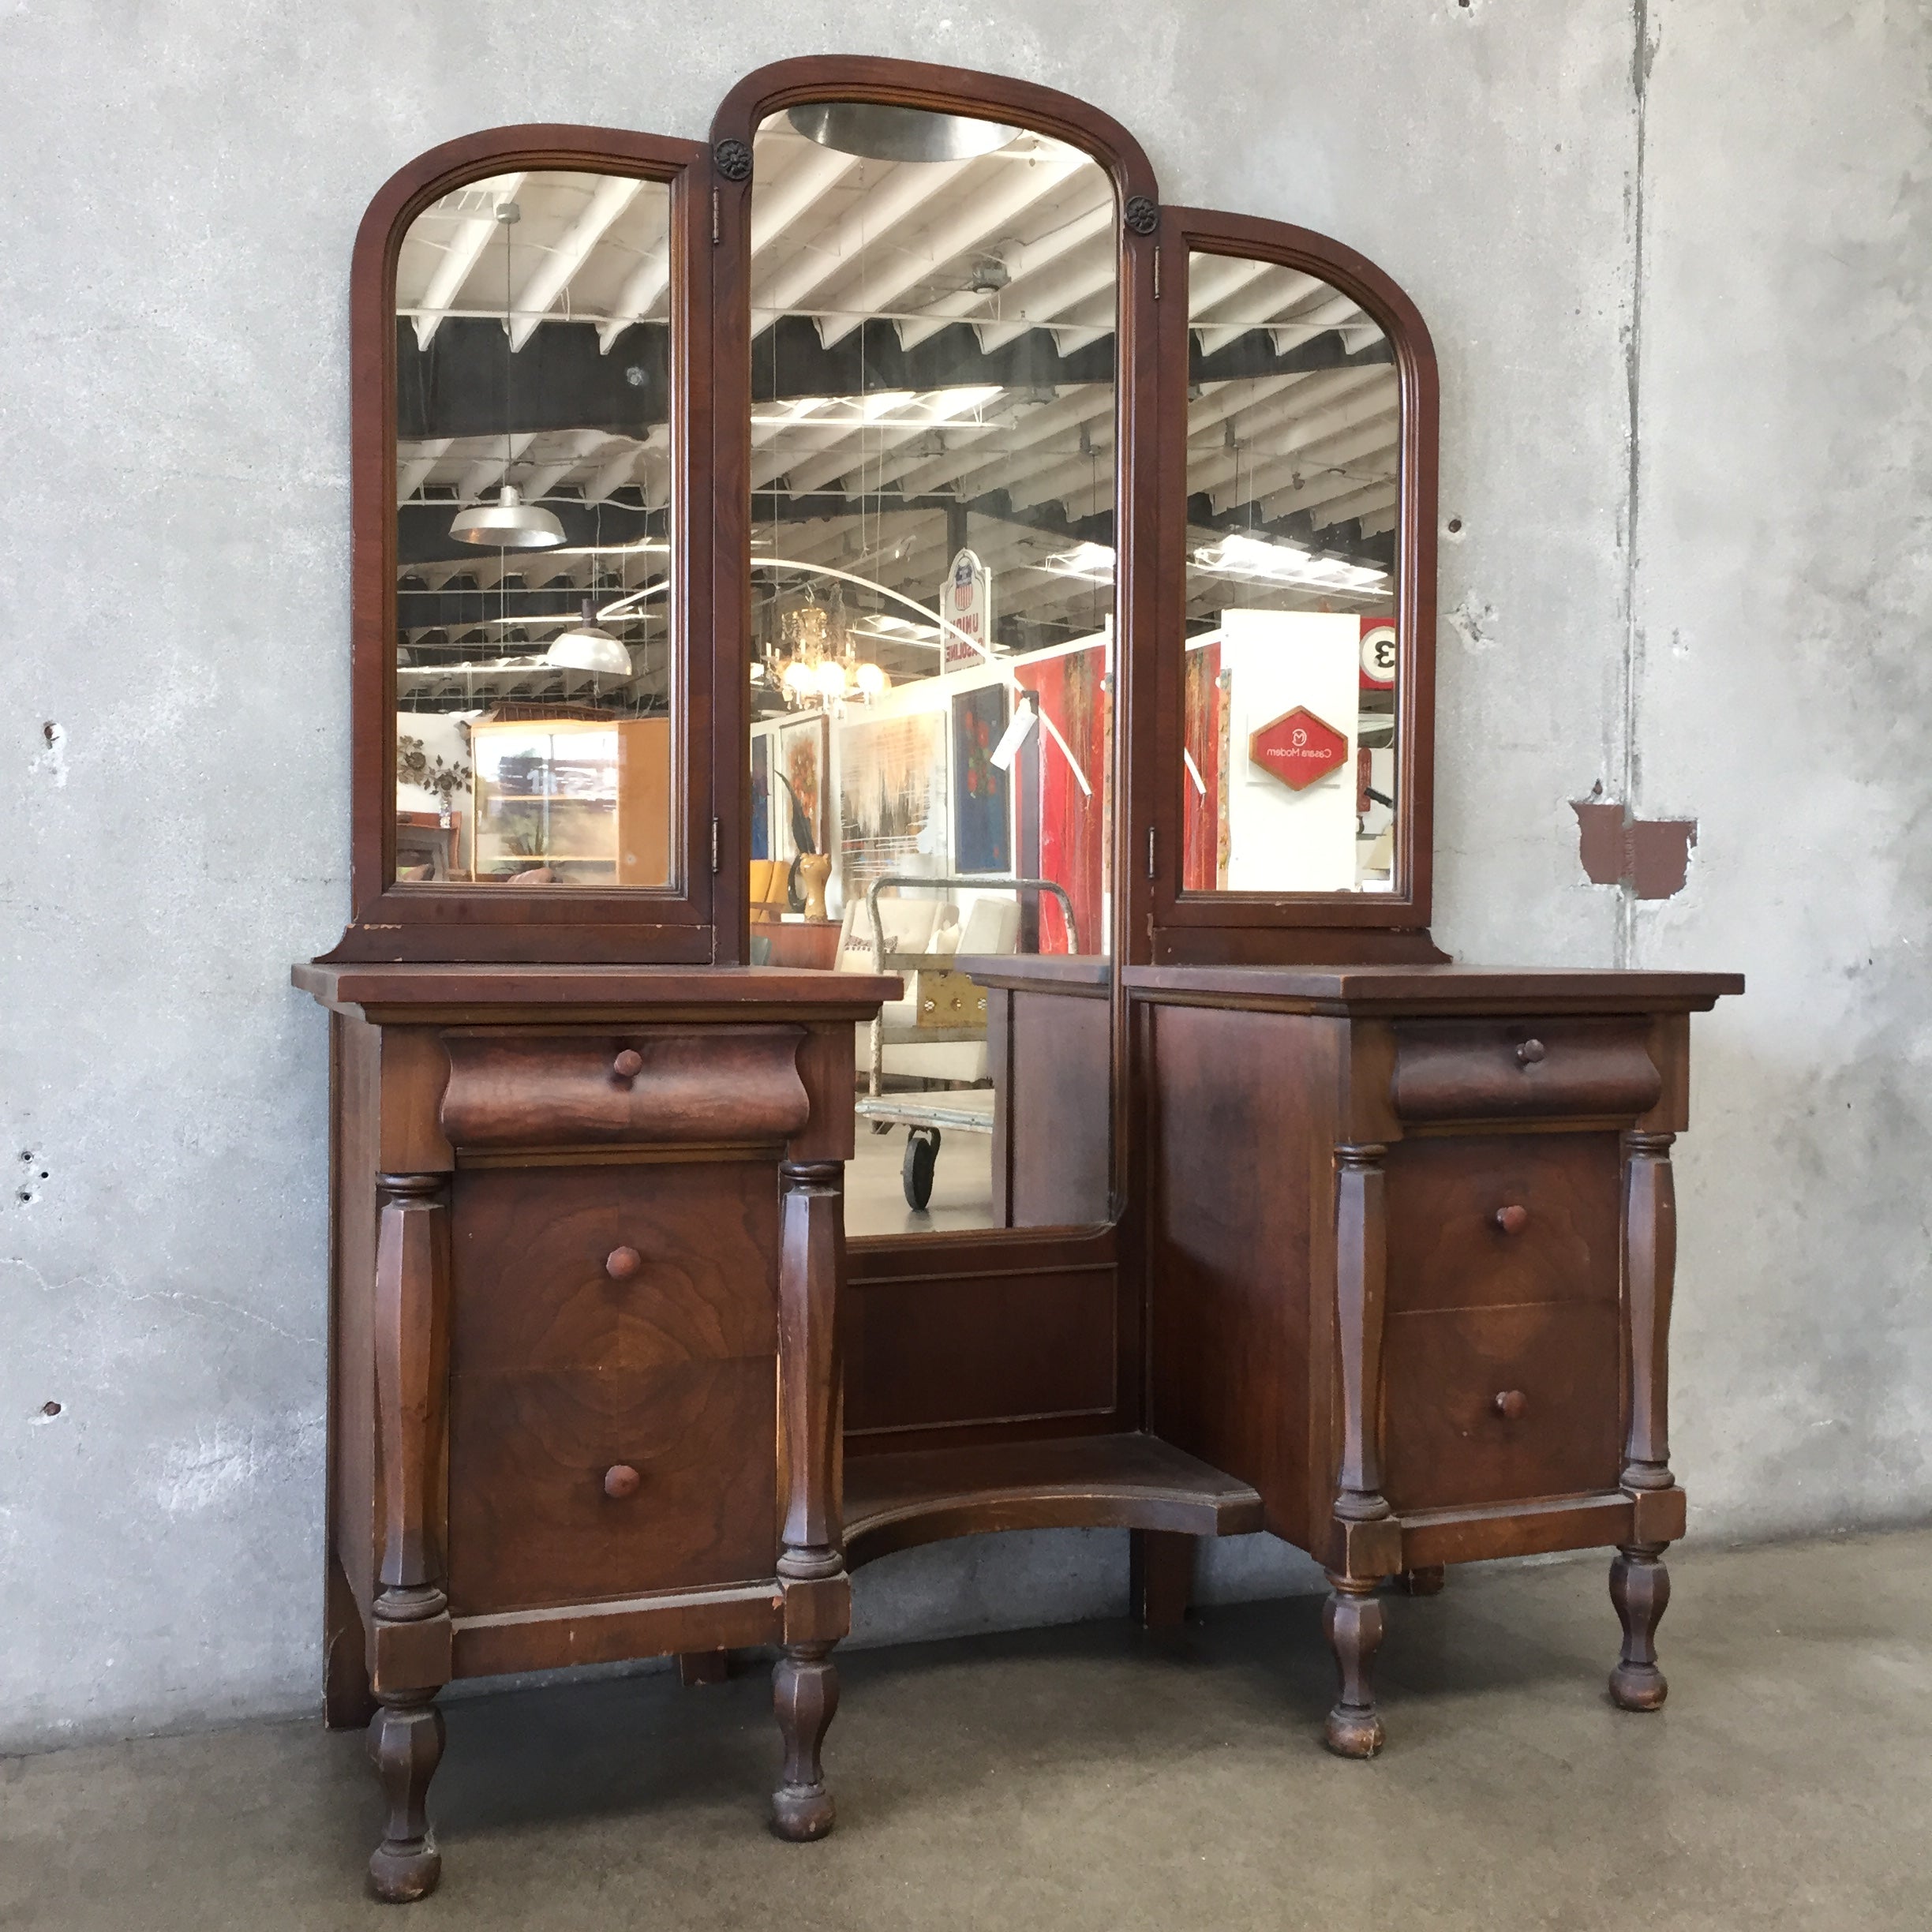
[1190,531,1387,593]
[788,102,1020,163]
[750,386,1003,428]
[1041,541,1116,584]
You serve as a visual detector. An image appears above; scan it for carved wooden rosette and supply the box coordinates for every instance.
[369,1170,454,1901]
[772,1157,847,1840]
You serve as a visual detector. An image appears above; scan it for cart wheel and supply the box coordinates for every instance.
[870,1118,894,1136]
[902,1127,942,1211]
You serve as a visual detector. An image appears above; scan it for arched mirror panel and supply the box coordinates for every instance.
[714,66,1160,1240]
[1148,213,1439,957]
[331,129,714,963]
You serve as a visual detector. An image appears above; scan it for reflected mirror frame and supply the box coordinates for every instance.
[328,125,717,966]
[1148,210,1440,949]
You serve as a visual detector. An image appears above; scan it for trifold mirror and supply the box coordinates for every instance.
[336,69,1435,1239]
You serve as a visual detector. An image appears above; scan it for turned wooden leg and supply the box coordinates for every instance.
[1394,1565,1445,1597]
[771,1642,839,1840]
[1323,1573,1386,1758]
[1131,1530,1195,1631]
[1609,1541,1671,1711]
[367,1690,445,1902]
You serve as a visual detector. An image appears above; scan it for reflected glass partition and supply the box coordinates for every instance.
[1178,251,1400,895]
[391,170,675,886]
[746,103,1118,1237]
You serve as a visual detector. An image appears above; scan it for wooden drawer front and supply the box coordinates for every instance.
[451,1163,778,1375]
[447,1359,777,1616]
[1385,1134,1620,1315]
[1391,1018,1661,1124]
[440,1025,809,1151]
[1382,1303,1623,1513]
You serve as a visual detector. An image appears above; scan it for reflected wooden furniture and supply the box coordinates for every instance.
[470,717,672,887]
[295,963,896,1900]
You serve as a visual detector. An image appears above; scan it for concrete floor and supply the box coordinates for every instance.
[4,1526,1927,1930]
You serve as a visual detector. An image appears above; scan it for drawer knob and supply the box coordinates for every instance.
[612,1048,644,1080]
[1494,1204,1530,1235]
[605,1245,642,1281]
[1515,1038,1546,1067]
[603,1464,641,1499]
[1492,1389,1530,1422]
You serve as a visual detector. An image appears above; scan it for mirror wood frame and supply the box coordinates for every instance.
[1146,209,1443,965]
[328,125,716,964]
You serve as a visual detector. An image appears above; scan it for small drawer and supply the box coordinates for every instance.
[1382,1301,1623,1513]
[440,1025,809,1151]
[447,1357,777,1616]
[451,1163,779,1375]
[1385,1133,1621,1314]
[1391,1018,1661,1125]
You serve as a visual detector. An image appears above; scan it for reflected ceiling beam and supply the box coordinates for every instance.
[511,175,645,350]
[978,238,1117,351]
[815,147,1091,350]
[593,231,674,353]
[1198,389,1398,513]
[897,199,1113,350]
[751,140,862,256]
[751,155,979,342]
[1239,410,1399,511]
[1260,435,1400,520]
[456,432,535,502]
[398,437,452,504]
[516,427,609,504]
[1312,480,1399,530]
[412,172,526,350]
[1190,264,1324,356]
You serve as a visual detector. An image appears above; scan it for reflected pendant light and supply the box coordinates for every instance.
[451,200,564,551]
[788,102,1020,163]
[546,597,631,677]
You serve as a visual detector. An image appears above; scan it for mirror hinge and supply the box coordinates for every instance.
[1153,245,1162,300]
[710,818,720,873]
[1146,826,1156,880]
[711,187,721,245]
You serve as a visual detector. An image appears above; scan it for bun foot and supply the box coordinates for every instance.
[1609,1659,1668,1712]
[369,1840,441,1904]
[771,1783,837,1840]
[367,1690,445,1902]
[1322,1573,1386,1758]
[1609,1541,1671,1712]
[772,1640,839,1841]
[1324,1704,1385,1758]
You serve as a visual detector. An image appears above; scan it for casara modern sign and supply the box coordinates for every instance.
[1249,706,1349,792]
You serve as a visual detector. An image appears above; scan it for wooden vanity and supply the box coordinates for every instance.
[305,53,1741,1903]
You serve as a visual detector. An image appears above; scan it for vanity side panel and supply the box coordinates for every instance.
[1145,1001,1335,1547]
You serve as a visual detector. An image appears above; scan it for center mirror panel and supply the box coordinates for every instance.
[392,170,677,889]
[1178,249,1401,897]
[745,102,1118,1238]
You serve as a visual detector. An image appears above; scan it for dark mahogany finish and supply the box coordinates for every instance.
[305,53,1746,1900]
[1127,962,1741,1751]
[299,964,895,1895]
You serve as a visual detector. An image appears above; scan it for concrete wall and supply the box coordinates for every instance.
[4,0,1926,1749]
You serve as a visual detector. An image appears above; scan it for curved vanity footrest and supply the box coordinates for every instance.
[842,1431,1264,1568]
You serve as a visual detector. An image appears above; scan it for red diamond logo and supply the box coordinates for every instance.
[1249,705,1349,792]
